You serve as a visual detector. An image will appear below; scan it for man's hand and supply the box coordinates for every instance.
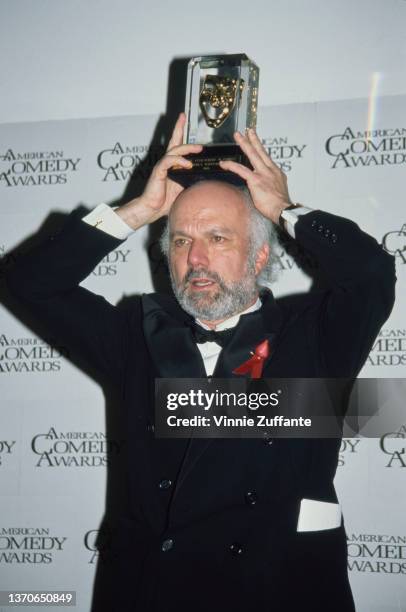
[116,113,202,229]
[219,128,292,224]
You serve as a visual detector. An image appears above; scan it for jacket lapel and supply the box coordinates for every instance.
[212,289,284,378]
[141,293,206,378]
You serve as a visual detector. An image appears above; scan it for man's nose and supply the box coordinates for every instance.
[187,239,209,268]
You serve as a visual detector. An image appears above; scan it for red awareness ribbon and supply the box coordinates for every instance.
[232,339,270,379]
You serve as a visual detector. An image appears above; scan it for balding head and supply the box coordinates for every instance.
[170,180,249,229]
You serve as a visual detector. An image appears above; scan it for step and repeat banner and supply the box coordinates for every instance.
[0,96,405,611]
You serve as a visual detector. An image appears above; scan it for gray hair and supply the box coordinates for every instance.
[159,182,280,288]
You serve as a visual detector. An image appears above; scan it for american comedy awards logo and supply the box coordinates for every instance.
[261,136,307,174]
[379,424,406,468]
[0,148,81,187]
[325,126,406,169]
[382,224,406,266]
[338,438,361,467]
[31,427,123,467]
[0,440,16,467]
[91,246,131,277]
[84,527,116,564]
[96,142,163,182]
[347,533,406,574]
[367,329,406,367]
[0,527,67,564]
[0,334,68,374]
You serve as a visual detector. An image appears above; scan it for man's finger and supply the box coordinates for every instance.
[234,131,269,172]
[166,113,186,152]
[219,159,253,182]
[247,128,278,170]
[167,143,203,156]
[155,154,193,177]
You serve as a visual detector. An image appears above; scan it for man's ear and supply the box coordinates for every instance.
[254,243,270,276]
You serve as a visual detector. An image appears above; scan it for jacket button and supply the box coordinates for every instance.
[311,220,317,228]
[229,542,244,556]
[146,422,155,433]
[317,224,324,232]
[324,228,331,237]
[161,538,174,552]
[263,434,273,446]
[245,491,258,506]
[159,478,172,490]
[331,233,338,243]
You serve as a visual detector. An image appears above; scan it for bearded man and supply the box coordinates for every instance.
[5,113,396,612]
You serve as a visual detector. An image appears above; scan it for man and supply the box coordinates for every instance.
[5,113,396,611]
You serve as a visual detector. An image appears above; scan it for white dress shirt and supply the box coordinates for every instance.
[81,203,312,375]
[194,297,262,375]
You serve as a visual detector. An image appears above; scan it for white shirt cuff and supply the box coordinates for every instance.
[280,206,313,239]
[82,203,134,240]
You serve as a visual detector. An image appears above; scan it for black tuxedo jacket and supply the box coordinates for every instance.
[5,209,396,612]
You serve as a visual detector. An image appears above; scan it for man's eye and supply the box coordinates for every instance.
[174,238,188,247]
[212,235,225,243]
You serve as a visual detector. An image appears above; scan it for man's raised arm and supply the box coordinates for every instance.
[5,113,201,387]
[220,128,397,378]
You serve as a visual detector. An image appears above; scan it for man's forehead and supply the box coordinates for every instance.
[170,181,247,220]
[180,179,244,199]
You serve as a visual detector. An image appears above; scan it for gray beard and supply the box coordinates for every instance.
[169,264,258,322]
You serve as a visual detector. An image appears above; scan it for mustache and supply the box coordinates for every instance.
[182,268,225,288]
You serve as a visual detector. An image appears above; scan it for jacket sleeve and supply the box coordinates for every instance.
[4,208,136,389]
[294,210,397,377]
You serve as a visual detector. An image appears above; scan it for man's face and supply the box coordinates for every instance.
[167,181,260,322]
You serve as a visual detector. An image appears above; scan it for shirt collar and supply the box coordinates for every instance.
[195,296,262,331]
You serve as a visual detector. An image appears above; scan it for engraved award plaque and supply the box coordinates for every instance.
[168,53,259,187]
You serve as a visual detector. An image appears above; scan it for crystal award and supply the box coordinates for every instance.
[168,53,259,187]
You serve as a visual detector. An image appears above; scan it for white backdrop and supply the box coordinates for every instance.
[1,1,406,610]
[1,0,406,124]
[0,95,405,611]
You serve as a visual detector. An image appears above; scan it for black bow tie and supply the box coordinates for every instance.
[189,322,236,347]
